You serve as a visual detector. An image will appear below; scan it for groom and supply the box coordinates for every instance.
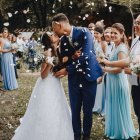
[52,13,103,140]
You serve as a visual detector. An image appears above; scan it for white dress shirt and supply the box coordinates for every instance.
[129,36,140,86]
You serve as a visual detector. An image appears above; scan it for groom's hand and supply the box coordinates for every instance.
[53,68,68,78]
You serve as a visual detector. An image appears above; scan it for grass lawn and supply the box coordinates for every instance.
[0,72,139,140]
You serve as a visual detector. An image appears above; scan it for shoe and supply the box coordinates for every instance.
[82,136,90,140]
[74,136,81,140]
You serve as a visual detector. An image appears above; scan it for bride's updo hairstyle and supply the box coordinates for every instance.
[41,32,52,51]
[112,23,129,47]
[41,32,56,56]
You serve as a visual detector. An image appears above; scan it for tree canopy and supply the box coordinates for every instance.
[0,0,139,31]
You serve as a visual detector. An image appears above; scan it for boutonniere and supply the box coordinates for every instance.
[73,42,79,47]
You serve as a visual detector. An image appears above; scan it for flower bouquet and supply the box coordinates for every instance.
[96,51,107,66]
[130,55,140,75]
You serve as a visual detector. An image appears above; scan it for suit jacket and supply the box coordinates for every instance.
[60,26,103,82]
[129,36,140,86]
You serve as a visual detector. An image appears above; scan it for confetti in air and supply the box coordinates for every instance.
[85,14,89,18]
[70,1,73,5]
[3,22,9,26]
[7,13,12,17]
[14,11,18,14]
[83,17,86,20]
[27,19,31,23]
[52,10,55,13]
[79,84,82,88]
[109,6,112,12]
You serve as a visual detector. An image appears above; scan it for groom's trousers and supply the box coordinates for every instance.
[68,73,97,138]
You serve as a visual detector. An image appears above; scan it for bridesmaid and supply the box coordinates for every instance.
[102,23,137,139]
[92,25,106,116]
[0,27,18,90]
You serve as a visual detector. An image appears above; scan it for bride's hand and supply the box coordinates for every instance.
[53,68,68,78]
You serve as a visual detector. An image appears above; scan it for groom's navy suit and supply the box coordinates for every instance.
[60,26,103,138]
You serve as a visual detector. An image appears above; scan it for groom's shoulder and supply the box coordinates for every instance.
[74,26,89,33]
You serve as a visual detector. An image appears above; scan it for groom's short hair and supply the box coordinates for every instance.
[52,13,69,23]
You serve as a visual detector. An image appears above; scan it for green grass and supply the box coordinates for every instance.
[0,72,138,140]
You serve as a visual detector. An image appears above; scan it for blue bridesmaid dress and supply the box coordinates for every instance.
[1,39,18,90]
[105,44,137,139]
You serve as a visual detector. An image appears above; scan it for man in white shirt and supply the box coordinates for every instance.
[130,14,140,135]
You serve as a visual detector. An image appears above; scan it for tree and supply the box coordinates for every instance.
[0,0,139,30]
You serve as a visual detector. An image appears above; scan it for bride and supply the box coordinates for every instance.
[12,32,74,140]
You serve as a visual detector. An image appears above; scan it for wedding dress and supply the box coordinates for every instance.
[12,73,74,140]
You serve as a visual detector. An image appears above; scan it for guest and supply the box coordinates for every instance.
[102,23,137,139]
[0,27,18,90]
[11,34,19,78]
[52,13,103,140]
[103,27,114,59]
[16,33,24,58]
[92,25,106,116]
[88,23,95,38]
[100,15,140,137]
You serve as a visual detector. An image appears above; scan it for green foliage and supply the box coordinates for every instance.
[0,0,139,29]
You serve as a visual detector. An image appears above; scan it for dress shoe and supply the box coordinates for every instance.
[82,136,90,140]
[74,136,81,140]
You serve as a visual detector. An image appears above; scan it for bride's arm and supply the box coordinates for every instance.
[41,62,52,79]
[41,50,53,79]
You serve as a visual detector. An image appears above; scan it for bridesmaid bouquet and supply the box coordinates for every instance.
[130,55,140,75]
[96,51,107,66]
[96,51,106,59]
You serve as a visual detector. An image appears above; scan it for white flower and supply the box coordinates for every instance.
[46,57,54,66]
[74,42,79,46]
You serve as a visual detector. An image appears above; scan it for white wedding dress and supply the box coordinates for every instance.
[12,73,74,140]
